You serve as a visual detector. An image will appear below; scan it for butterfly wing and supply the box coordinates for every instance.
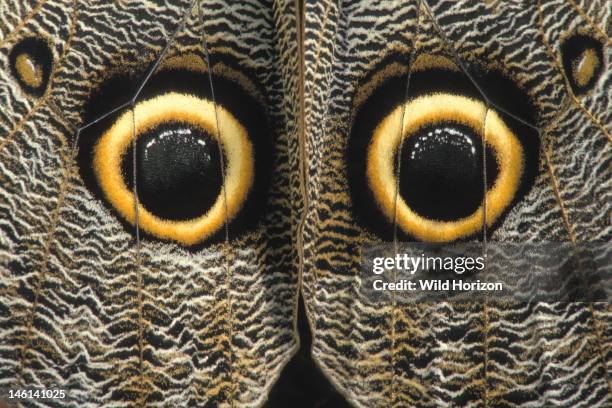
[302,0,611,406]
[0,1,301,406]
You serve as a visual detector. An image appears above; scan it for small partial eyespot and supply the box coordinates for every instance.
[9,37,53,96]
[560,34,604,95]
[347,56,540,242]
[78,59,272,247]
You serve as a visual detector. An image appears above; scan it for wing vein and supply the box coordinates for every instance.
[390,0,423,405]
[14,0,79,385]
[197,1,236,404]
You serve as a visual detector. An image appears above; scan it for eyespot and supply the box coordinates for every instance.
[9,37,53,96]
[560,33,604,95]
[347,56,539,242]
[77,58,272,247]
[367,94,522,242]
[92,92,253,246]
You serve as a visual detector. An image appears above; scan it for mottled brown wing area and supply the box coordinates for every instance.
[302,1,611,407]
[0,0,301,406]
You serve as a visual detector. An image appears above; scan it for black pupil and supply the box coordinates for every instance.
[122,122,223,221]
[396,123,499,221]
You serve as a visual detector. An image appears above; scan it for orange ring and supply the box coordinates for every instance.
[366,93,523,242]
[93,92,254,246]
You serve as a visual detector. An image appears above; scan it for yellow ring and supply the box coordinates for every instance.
[366,93,523,242]
[93,92,254,246]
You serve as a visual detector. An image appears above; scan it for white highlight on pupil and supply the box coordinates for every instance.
[408,127,476,160]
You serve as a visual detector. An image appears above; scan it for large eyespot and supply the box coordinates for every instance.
[92,93,253,246]
[560,33,604,95]
[347,55,539,242]
[367,94,521,242]
[77,56,272,247]
[9,37,53,96]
